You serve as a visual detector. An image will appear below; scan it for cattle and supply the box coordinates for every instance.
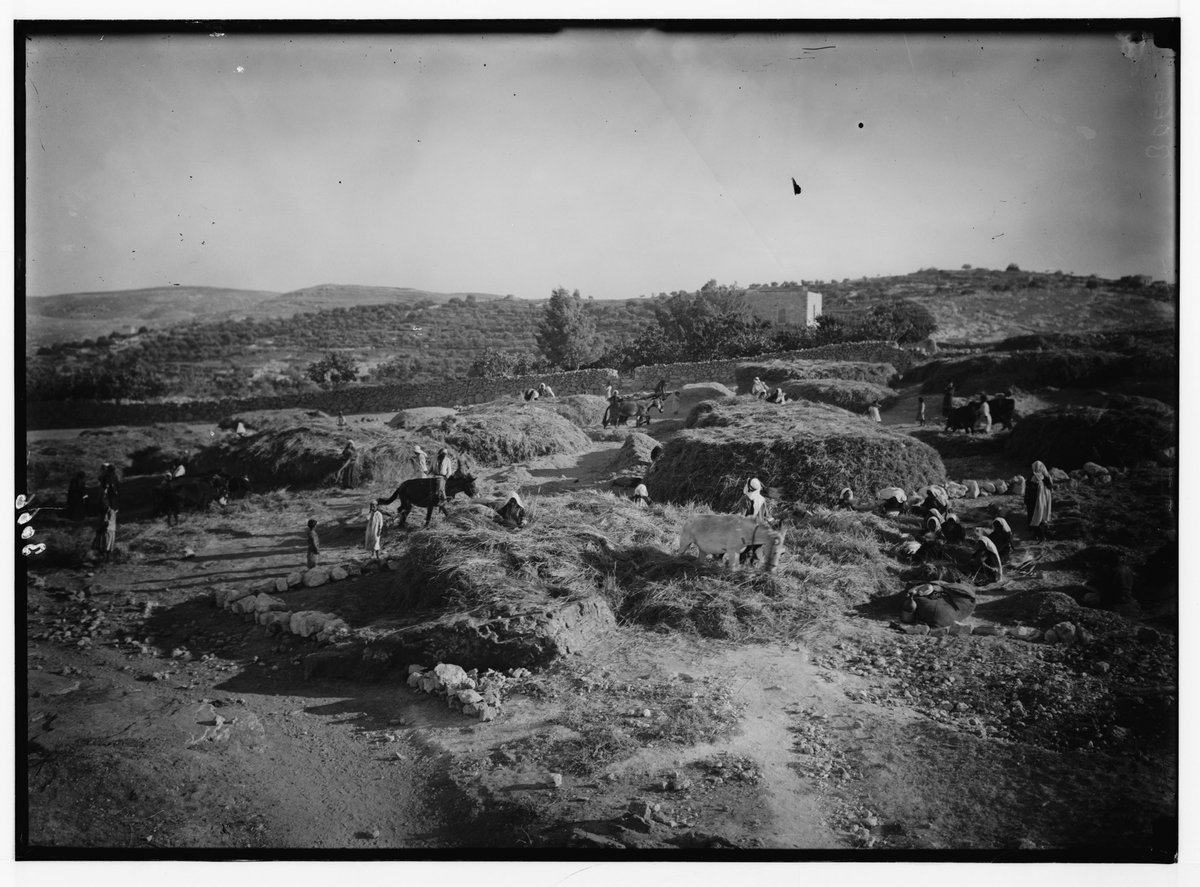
[674,515,786,571]
[173,476,228,513]
[987,396,1017,430]
[944,403,979,433]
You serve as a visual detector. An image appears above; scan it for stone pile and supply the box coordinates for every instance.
[212,563,369,644]
[405,662,514,721]
[899,621,1065,643]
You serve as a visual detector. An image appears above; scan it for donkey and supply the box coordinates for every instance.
[376,469,478,528]
[674,515,786,571]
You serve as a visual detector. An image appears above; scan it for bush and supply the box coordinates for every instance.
[649,397,946,508]
[1004,403,1175,469]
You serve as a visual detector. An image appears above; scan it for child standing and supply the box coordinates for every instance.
[306,518,320,568]
[364,502,384,559]
[917,396,926,426]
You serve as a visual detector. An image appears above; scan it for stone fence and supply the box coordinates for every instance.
[25,367,619,430]
[25,341,919,430]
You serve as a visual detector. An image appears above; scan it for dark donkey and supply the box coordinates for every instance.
[376,469,478,528]
[603,394,666,428]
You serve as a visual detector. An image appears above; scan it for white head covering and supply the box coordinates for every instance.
[993,517,1012,534]
[945,512,959,524]
[745,478,764,494]
[413,445,425,455]
[508,491,526,509]
[978,534,1001,564]
[877,486,907,502]
[633,483,649,499]
[839,487,853,500]
[1032,461,1048,479]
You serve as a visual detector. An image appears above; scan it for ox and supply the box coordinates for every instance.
[674,515,786,571]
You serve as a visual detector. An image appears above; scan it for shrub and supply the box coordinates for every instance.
[649,397,946,508]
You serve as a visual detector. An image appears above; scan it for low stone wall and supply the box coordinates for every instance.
[620,342,917,392]
[25,342,918,430]
[25,367,620,430]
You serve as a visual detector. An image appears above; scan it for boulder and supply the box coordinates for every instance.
[253,593,288,614]
[946,482,968,498]
[949,623,972,636]
[258,611,291,634]
[457,689,484,705]
[972,624,1006,637]
[1083,461,1107,477]
[1049,467,1070,484]
[434,663,471,690]
[316,618,351,643]
[330,566,349,582]
[406,672,423,688]
[273,577,289,594]
[286,572,302,588]
[302,568,330,588]
[1010,476,1026,497]
[214,586,252,609]
[407,664,425,675]
[231,595,258,615]
[1052,621,1078,646]
[993,479,1009,494]
[965,480,980,499]
[1010,626,1041,641]
[290,611,336,638]
[980,481,996,494]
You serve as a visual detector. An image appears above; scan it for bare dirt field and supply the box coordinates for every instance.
[20,389,1177,859]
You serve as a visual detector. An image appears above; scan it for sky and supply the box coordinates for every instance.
[23,24,1179,299]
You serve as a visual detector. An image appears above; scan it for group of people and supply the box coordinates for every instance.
[523,382,557,402]
[68,463,121,563]
[750,376,789,404]
[871,458,1055,585]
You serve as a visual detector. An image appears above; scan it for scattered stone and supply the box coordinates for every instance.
[1136,627,1161,645]
[1010,626,1041,642]
[548,773,563,789]
[948,622,972,636]
[569,829,626,850]
[973,624,1006,637]
[929,627,949,638]
[1051,621,1077,646]
[301,568,330,588]
[902,624,929,636]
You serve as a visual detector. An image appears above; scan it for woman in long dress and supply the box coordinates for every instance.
[364,501,384,559]
[1024,461,1054,542]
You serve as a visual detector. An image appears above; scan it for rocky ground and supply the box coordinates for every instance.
[20,396,1178,858]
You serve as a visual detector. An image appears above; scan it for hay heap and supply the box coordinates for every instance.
[735,359,898,391]
[217,409,337,433]
[780,378,899,413]
[388,406,457,429]
[1005,402,1175,469]
[416,404,590,466]
[905,348,1174,395]
[529,394,609,429]
[609,432,661,472]
[374,491,899,658]
[649,396,946,509]
[665,382,735,417]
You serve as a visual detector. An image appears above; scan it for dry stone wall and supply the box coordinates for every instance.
[25,342,917,429]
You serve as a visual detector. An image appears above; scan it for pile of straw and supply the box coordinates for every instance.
[397,490,900,641]
[651,397,945,509]
[780,378,899,412]
[416,405,591,466]
[1005,402,1175,469]
[735,359,898,392]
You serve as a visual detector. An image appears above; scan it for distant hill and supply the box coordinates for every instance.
[24,267,1175,404]
[24,283,507,348]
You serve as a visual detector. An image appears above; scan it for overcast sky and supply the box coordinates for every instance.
[23,26,1178,299]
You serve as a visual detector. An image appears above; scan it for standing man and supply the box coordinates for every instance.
[364,501,384,560]
[977,394,992,434]
[411,445,430,479]
[942,382,955,417]
[433,447,455,502]
[917,397,927,427]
